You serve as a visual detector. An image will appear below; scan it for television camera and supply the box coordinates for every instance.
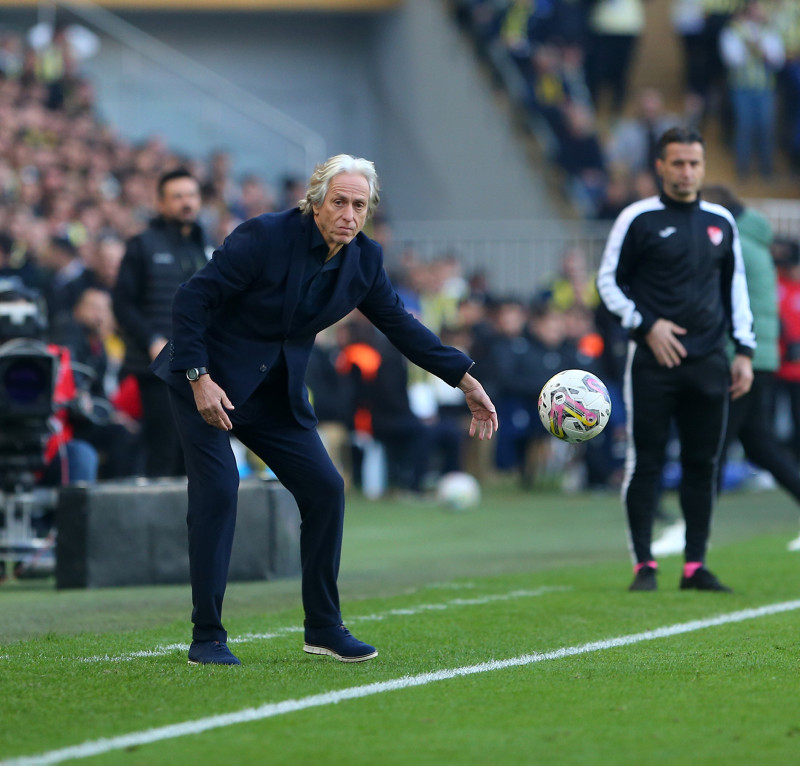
[0,278,60,578]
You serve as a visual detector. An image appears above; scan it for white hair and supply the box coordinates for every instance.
[298,154,380,217]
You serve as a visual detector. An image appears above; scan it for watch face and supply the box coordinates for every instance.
[187,368,198,381]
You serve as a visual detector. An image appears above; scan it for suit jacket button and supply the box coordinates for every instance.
[260,364,267,372]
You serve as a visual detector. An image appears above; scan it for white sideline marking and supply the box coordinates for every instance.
[6,599,799,766]
[79,587,567,663]
[353,587,569,620]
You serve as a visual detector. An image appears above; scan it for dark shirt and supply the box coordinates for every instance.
[290,223,343,333]
[268,223,343,387]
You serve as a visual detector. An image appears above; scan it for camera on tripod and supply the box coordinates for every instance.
[0,278,59,578]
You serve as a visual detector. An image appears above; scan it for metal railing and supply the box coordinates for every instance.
[750,198,800,241]
[389,219,613,296]
[392,199,800,296]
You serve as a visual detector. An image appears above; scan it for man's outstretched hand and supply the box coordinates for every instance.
[458,372,499,440]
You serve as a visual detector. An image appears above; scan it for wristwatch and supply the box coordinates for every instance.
[186,366,209,382]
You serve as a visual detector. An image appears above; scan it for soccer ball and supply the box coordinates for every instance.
[436,471,481,511]
[537,369,611,444]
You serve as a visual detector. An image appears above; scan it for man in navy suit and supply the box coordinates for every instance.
[152,155,499,665]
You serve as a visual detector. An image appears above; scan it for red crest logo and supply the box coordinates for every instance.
[707,226,723,246]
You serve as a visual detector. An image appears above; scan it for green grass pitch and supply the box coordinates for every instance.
[1,481,799,765]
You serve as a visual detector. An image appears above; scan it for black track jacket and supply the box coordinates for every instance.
[596,193,756,359]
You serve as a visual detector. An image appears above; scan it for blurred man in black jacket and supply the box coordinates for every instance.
[112,169,210,477]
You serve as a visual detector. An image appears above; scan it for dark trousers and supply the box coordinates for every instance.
[169,379,345,643]
[586,33,638,112]
[624,347,729,564]
[773,378,800,461]
[374,413,433,492]
[137,372,185,477]
[723,371,800,502]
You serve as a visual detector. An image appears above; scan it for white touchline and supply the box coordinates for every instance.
[5,599,799,766]
[79,586,569,663]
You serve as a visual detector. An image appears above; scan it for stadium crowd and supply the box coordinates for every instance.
[1,15,799,506]
[453,0,800,214]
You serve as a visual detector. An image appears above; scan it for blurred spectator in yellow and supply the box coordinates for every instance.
[671,0,708,121]
[719,0,785,178]
[585,0,648,114]
[539,246,599,312]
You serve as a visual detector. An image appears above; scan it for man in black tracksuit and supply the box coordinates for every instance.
[597,127,755,592]
[112,169,211,477]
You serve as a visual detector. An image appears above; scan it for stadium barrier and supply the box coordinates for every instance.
[389,219,613,296]
[390,202,800,296]
[55,477,300,589]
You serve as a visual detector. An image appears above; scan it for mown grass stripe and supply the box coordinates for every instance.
[5,599,799,766]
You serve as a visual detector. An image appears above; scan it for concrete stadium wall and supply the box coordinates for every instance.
[369,0,554,222]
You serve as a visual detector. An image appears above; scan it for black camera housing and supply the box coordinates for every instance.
[0,338,58,419]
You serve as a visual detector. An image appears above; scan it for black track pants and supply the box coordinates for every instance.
[623,345,729,563]
[723,370,800,502]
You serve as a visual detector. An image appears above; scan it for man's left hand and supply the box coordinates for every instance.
[729,354,754,401]
[190,375,235,430]
[458,372,499,440]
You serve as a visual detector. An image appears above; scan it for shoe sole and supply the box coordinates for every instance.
[303,643,378,663]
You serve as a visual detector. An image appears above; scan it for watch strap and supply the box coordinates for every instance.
[186,366,209,381]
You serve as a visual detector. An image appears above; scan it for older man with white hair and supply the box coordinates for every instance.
[152,155,498,666]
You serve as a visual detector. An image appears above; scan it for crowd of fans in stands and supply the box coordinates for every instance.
[454,0,800,215]
[2,12,800,501]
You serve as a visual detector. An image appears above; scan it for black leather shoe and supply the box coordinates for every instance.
[303,624,377,662]
[188,640,241,665]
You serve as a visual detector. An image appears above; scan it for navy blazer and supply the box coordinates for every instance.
[151,208,473,427]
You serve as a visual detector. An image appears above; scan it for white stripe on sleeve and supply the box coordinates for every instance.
[596,197,662,330]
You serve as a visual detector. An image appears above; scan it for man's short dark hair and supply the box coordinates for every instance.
[656,127,705,159]
[157,168,197,198]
